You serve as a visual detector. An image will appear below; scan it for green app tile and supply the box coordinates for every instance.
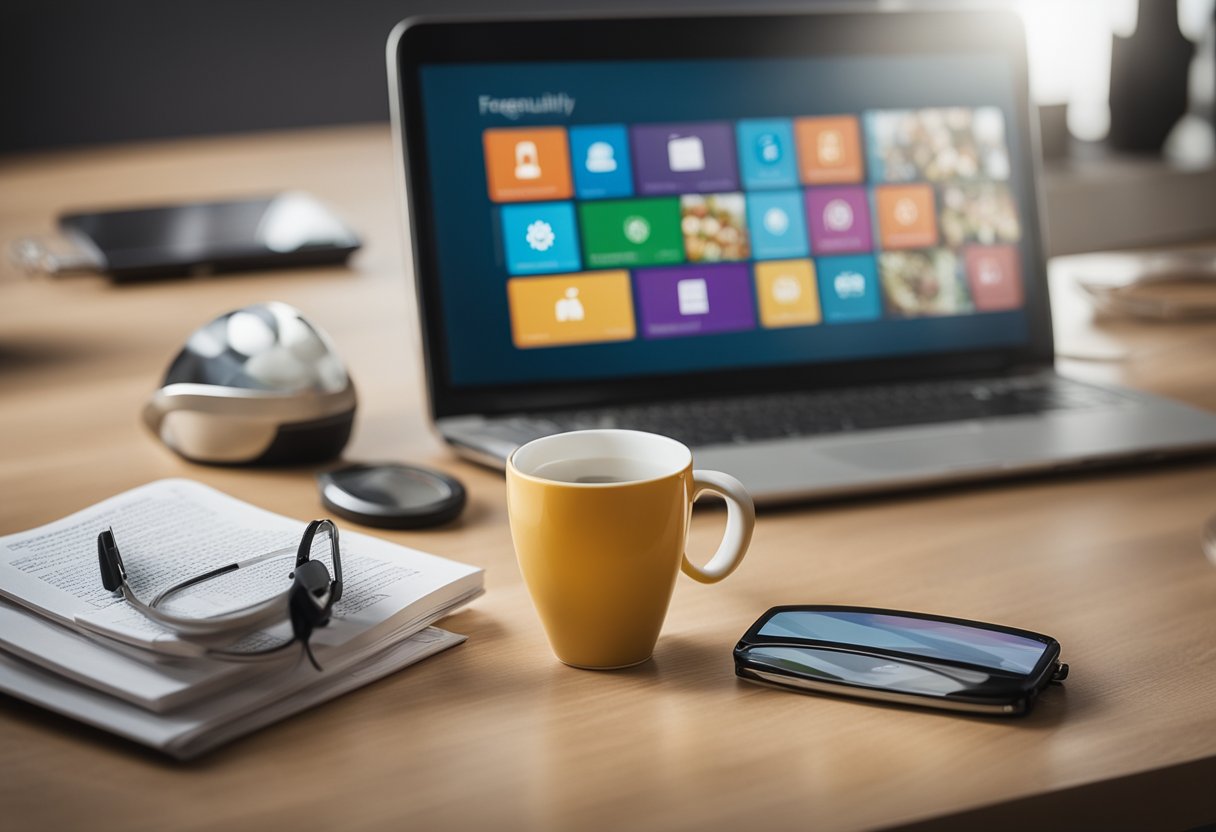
[578,198,685,268]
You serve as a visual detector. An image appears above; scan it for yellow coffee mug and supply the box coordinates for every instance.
[507,429,755,669]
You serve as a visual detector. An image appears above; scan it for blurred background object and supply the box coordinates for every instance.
[1061,249,1216,321]
[1017,0,1216,254]
[2,0,1215,256]
[1109,0,1195,153]
[0,0,804,153]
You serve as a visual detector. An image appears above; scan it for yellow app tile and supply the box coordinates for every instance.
[755,260,821,328]
[508,271,636,348]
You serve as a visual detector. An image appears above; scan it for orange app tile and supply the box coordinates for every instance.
[507,271,635,348]
[754,260,821,328]
[795,116,863,184]
[876,184,937,249]
[483,127,573,202]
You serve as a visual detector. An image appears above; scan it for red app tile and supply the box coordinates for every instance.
[964,245,1023,311]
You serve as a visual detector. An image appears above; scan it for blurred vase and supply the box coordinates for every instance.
[1109,0,1195,153]
[1037,103,1069,160]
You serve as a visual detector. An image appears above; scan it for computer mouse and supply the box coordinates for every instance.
[143,301,357,465]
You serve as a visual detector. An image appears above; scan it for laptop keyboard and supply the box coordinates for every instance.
[511,376,1128,448]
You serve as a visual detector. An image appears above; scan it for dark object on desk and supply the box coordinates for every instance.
[318,463,467,529]
[97,519,343,671]
[56,192,360,281]
[1108,0,1194,153]
[143,301,357,465]
[734,605,1067,716]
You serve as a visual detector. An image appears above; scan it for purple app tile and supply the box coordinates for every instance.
[634,263,756,339]
[631,122,739,196]
[806,187,873,254]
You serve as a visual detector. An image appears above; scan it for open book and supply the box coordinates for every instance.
[0,479,483,712]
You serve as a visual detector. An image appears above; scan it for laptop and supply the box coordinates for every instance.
[386,9,1216,504]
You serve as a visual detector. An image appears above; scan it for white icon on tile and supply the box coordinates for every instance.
[585,141,617,173]
[757,133,781,165]
[978,258,1002,285]
[823,199,854,232]
[667,135,705,173]
[834,271,866,299]
[514,141,541,180]
[525,220,555,252]
[623,216,651,245]
[555,287,584,322]
[894,197,919,226]
[677,278,710,315]
[772,275,802,305]
[818,130,843,165]
[763,207,790,236]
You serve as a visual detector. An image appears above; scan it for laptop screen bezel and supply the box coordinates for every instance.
[390,10,1054,420]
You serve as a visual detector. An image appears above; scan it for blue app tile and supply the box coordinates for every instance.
[569,125,634,199]
[816,255,882,323]
[501,202,581,276]
[747,190,809,260]
[737,119,798,190]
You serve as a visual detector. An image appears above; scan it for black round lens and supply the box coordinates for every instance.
[317,463,466,529]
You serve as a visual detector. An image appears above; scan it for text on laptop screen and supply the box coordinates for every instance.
[418,56,1033,387]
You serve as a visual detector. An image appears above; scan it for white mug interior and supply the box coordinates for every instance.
[510,429,692,486]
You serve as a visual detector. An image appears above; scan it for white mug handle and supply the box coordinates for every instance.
[681,469,756,584]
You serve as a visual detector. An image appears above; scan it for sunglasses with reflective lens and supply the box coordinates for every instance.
[734,605,1068,716]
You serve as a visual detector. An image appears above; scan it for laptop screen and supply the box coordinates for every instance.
[415,49,1036,391]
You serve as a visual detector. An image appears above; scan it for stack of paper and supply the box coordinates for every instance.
[0,479,484,759]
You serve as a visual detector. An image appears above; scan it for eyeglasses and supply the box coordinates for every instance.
[734,605,1067,715]
[98,518,344,670]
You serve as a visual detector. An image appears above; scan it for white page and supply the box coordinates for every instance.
[0,627,464,760]
[0,479,482,710]
[0,600,253,712]
[0,479,482,655]
[0,583,480,713]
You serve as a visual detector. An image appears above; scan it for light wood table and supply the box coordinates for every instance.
[1,126,1214,832]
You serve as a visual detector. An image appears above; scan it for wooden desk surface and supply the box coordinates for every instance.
[1,126,1215,832]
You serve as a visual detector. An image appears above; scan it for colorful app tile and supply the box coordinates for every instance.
[680,193,750,262]
[634,263,756,338]
[875,184,937,250]
[754,260,821,329]
[483,127,573,203]
[865,108,1010,183]
[500,202,581,275]
[736,119,798,190]
[578,197,683,268]
[795,116,864,185]
[815,255,882,323]
[878,250,973,317]
[507,271,636,349]
[569,125,634,200]
[963,245,1023,311]
[805,187,873,254]
[630,122,739,195]
[939,181,1021,248]
[746,191,809,260]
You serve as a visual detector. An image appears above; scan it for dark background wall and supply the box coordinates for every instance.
[0,0,857,154]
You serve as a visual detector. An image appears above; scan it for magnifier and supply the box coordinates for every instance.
[317,463,467,529]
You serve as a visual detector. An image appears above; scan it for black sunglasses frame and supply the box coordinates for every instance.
[734,605,1067,715]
